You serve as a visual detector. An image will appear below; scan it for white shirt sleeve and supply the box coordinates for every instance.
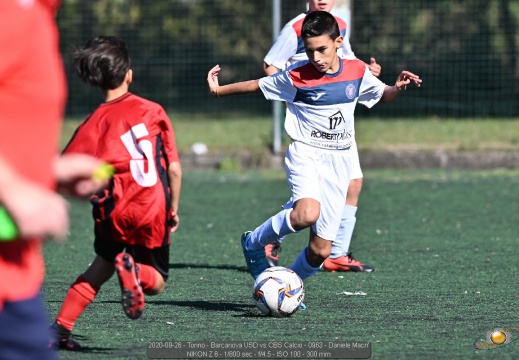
[358,66,386,108]
[258,72,297,102]
[263,22,298,70]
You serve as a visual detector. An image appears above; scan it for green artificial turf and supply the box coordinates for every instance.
[43,169,519,359]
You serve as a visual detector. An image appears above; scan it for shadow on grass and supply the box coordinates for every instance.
[88,299,263,317]
[169,263,247,272]
[56,335,118,354]
[152,299,253,311]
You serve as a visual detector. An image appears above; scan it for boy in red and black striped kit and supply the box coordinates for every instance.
[50,36,182,350]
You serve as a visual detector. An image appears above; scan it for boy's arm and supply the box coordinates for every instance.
[207,65,260,98]
[380,70,422,103]
[0,153,69,241]
[167,161,182,233]
[55,153,112,197]
[263,63,280,76]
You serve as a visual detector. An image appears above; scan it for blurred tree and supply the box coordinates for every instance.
[57,0,518,118]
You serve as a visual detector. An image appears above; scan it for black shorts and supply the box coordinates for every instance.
[94,219,170,281]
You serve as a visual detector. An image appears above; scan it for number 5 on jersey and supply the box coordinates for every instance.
[120,123,157,187]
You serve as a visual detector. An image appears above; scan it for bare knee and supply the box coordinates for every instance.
[290,200,320,230]
[346,178,363,206]
[144,281,166,296]
[144,276,166,296]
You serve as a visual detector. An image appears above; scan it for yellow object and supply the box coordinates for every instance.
[490,331,507,344]
[92,163,115,181]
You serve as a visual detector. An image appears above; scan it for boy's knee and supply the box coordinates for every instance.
[290,205,320,230]
[346,178,363,204]
[144,278,166,296]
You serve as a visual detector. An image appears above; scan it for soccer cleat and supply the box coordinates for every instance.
[298,302,307,311]
[322,253,375,272]
[115,252,145,319]
[265,241,281,267]
[49,322,82,351]
[241,231,269,279]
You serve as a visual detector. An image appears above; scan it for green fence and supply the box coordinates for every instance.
[58,0,519,118]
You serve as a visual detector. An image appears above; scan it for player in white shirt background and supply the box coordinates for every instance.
[207,11,421,300]
[263,0,382,273]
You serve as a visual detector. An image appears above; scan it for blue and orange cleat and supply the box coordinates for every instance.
[322,253,374,272]
[241,231,269,279]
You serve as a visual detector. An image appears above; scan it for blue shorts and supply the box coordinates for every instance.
[0,293,57,360]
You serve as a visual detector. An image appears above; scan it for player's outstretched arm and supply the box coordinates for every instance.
[367,57,381,77]
[207,65,261,98]
[380,70,422,103]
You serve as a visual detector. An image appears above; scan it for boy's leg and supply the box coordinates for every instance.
[324,144,374,272]
[127,244,169,295]
[52,255,114,350]
[289,230,332,311]
[114,253,145,320]
[241,208,297,279]
[323,181,374,272]
[116,244,170,319]
[290,229,332,280]
[246,209,296,251]
[242,197,320,279]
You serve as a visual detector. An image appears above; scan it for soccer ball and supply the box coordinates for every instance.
[253,266,304,318]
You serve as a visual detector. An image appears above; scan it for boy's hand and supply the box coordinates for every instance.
[169,211,179,233]
[1,177,69,242]
[395,71,422,91]
[55,153,112,197]
[207,65,221,97]
[368,57,381,77]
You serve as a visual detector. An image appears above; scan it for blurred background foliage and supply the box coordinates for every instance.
[57,0,519,118]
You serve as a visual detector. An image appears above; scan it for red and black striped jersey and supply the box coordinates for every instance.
[64,92,179,248]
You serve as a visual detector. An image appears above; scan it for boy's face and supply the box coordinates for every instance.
[304,34,343,74]
[308,0,335,13]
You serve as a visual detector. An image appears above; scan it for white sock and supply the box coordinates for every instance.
[331,205,357,258]
[290,247,321,281]
[248,209,296,250]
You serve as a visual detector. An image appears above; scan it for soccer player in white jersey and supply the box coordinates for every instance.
[263,0,381,272]
[207,11,421,301]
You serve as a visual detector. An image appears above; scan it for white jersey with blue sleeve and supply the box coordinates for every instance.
[258,59,386,150]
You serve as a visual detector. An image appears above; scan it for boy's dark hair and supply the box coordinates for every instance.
[301,11,340,40]
[74,36,131,90]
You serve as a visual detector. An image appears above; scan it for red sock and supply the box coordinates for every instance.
[137,264,159,293]
[56,275,99,331]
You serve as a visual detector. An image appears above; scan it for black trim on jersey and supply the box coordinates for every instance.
[155,134,171,247]
[91,179,115,222]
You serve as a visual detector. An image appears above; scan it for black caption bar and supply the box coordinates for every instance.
[147,341,371,359]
